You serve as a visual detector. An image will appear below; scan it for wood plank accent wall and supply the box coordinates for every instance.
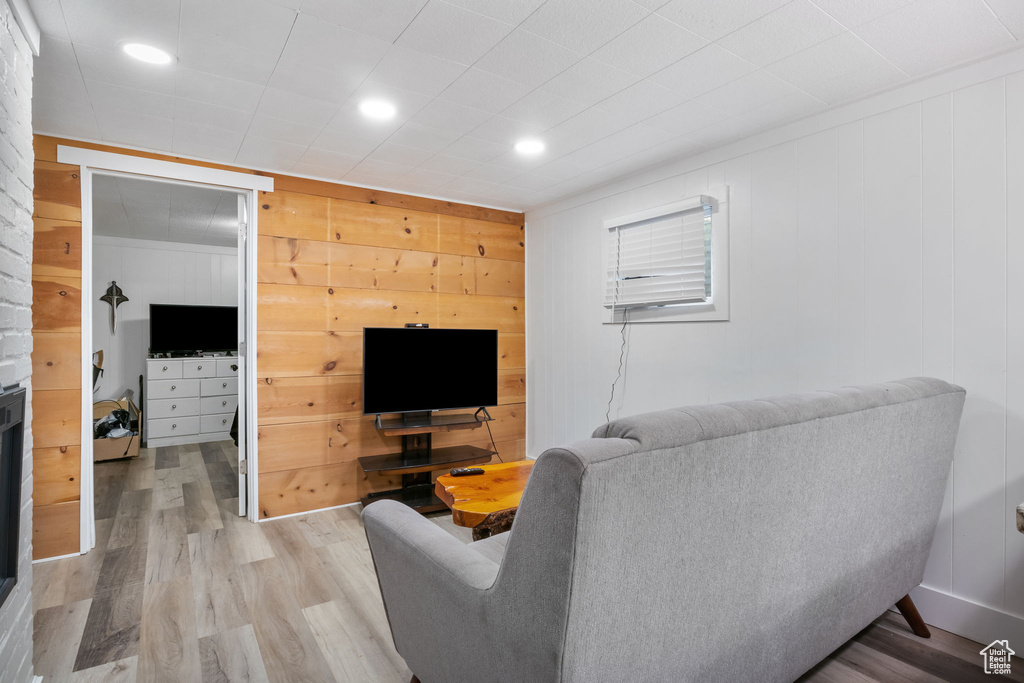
[30,136,525,553]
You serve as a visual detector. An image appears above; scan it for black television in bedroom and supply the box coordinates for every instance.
[150,304,238,354]
[362,327,498,415]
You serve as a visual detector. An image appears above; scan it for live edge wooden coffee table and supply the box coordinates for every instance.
[435,461,534,541]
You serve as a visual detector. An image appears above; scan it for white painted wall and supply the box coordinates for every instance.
[91,236,237,400]
[527,51,1024,645]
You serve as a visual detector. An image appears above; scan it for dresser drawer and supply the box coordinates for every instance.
[201,413,234,433]
[148,416,200,439]
[182,360,217,379]
[147,397,200,420]
[216,359,239,377]
[149,379,200,400]
[201,395,237,415]
[201,377,237,396]
[147,359,182,380]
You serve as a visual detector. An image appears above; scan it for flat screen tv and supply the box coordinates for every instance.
[362,327,498,415]
[150,304,237,354]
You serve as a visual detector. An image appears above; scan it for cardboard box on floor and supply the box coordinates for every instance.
[93,398,141,461]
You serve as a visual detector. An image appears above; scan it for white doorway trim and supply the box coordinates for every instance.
[58,145,272,551]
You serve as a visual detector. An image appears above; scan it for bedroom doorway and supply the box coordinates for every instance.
[58,145,272,552]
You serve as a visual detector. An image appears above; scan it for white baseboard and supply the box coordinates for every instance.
[910,585,1024,647]
[258,500,361,523]
[32,551,81,564]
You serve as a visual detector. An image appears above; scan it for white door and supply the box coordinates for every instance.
[236,193,248,517]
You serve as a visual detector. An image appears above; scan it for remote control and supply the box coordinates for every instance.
[450,467,485,476]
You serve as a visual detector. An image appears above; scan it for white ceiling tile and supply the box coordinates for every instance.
[301,0,428,42]
[310,128,382,157]
[502,173,559,192]
[474,29,583,89]
[644,99,730,136]
[246,114,322,146]
[984,0,1024,40]
[386,122,462,153]
[686,116,754,146]
[767,32,908,105]
[33,72,101,139]
[854,0,1014,77]
[342,171,400,188]
[277,13,391,80]
[809,0,914,28]
[530,156,593,183]
[290,162,348,181]
[75,44,177,95]
[717,0,845,67]
[520,0,649,53]
[266,58,364,105]
[698,70,801,115]
[344,80,433,127]
[97,110,174,151]
[444,0,547,24]
[350,158,417,180]
[595,80,691,126]
[297,147,362,173]
[178,0,296,84]
[539,58,639,107]
[86,80,174,119]
[174,98,252,131]
[395,1,515,65]
[367,142,435,167]
[650,44,758,97]
[439,68,533,113]
[543,107,628,154]
[400,167,462,187]
[174,68,265,111]
[460,163,520,183]
[35,36,81,79]
[29,0,70,41]
[739,90,826,128]
[468,116,546,146]
[410,99,493,136]
[235,135,306,171]
[590,14,707,78]
[171,120,246,160]
[441,135,510,163]
[255,87,340,128]
[444,175,502,195]
[59,0,180,53]
[499,89,589,130]
[656,0,789,41]
[365,46,469,98]
[417,154,481,176]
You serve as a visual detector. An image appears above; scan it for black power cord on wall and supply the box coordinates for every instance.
[605,308,631,423]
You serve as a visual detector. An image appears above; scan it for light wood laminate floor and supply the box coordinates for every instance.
[32,442,1022,682]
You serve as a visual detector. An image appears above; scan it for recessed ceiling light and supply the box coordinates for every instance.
[359,99,397,120]
[123,43,174,65]
[514,138,545,155]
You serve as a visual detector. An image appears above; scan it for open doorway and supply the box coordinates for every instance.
[59,143,272,552]
[90,174,245,530]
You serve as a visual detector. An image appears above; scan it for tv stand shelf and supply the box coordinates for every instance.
[360,408,496,513]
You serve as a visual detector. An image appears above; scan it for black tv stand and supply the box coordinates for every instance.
[358,409,495,513]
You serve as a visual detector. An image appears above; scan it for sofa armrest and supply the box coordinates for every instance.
[362,499,499,592]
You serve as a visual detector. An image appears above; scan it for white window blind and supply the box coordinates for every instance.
[604,197,713,310]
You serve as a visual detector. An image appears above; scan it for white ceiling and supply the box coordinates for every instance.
[29,0,1024,211]
[93,175,240,247]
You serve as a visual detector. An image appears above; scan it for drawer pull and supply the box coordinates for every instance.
[172,404,177,409]
[172,423,177,429]
[162,365,168,371]
[222,382,227,388]
[222,418,228,425]
[222,400,227,406]
[171,385,176,390]
[197,365,203,370]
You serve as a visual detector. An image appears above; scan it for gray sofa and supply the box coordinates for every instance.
[363,378,965,682]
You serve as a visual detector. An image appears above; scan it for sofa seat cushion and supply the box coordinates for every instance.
[470,531,510,564]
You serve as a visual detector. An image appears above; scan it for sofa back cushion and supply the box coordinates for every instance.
[545,378,964,682]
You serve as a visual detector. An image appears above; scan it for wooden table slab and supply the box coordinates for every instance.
[434,461,534,540]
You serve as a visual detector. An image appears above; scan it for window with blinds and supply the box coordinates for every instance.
[604,197,713,310]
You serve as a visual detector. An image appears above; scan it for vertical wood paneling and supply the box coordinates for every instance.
[921,93,956,593]
[951,79,1007,609]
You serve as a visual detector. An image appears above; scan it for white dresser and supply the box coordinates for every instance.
[145,357,238,447]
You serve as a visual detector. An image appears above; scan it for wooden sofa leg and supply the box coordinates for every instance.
[410,676,420,683]
[896,594,931,638]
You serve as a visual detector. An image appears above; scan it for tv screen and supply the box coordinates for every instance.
[150,304,238,353]
[362,328,498,415]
